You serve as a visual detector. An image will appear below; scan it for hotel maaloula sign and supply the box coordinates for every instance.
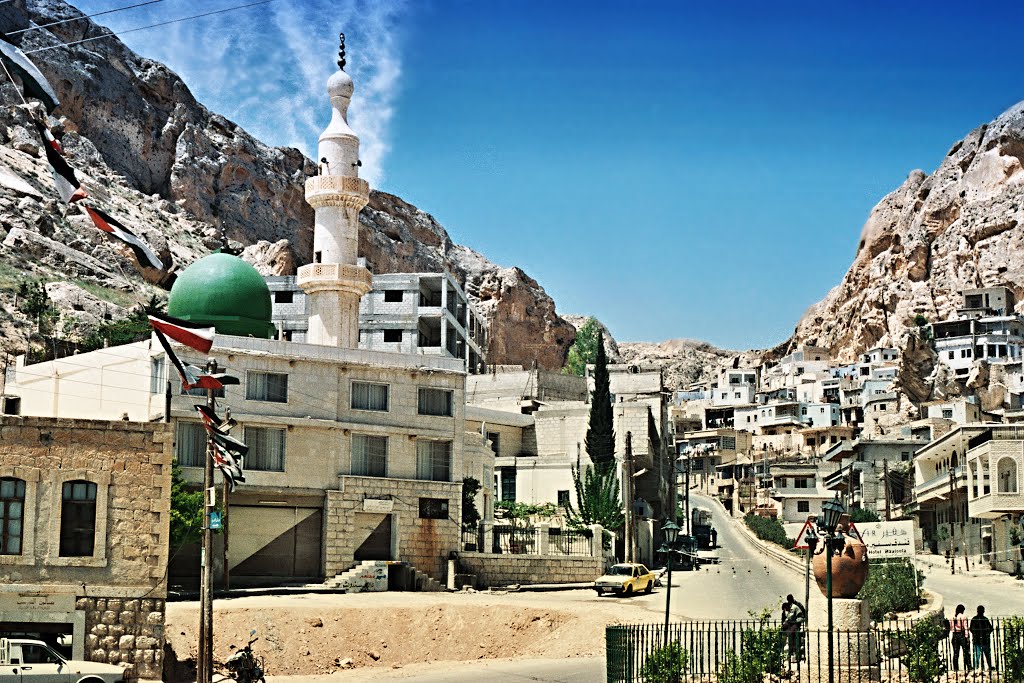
[855,521,914,558]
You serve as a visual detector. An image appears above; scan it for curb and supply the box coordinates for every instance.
[732,517,806,575]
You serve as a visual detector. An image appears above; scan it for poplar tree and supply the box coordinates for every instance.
[585,331,616,474]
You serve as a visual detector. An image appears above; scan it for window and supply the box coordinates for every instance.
[419,497,448,519]
[795,478,809,489]
[418,388,453,417]
[181,385,224,398]
[998,457,1018,493]
[500,467,516,502]
[352,382,389,411]
[175,422,208,468]
[244,426,286,471]
[942,409,953,419]
[416,440,451,481]
[776,478,787,488]
[59,480,96,557]
[274,291,294,304]
[246,372,288,403]
[20,644,61,665]
[557,490,570,507]
[0,477,25,555]
[384,290,403,303]
[797,501,810,513]
[486,432,501,456]
[384,330,403,343]
[352,434,387,477]
[734,392,741,399]
[901,451,911,462]
[150,356,165,394]
[948,351,955,360]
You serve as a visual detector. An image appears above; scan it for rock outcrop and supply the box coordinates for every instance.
[618,339,748,390]
[790,101,1024,383]
[0,0,575,370]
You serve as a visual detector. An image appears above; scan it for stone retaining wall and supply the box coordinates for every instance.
[79,596,165,678]
[457,552,602,587]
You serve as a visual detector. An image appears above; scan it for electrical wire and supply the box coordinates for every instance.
[8,0,168,36]
[25,0,276,54]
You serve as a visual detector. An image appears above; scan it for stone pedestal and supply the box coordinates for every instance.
[806,597,879,681]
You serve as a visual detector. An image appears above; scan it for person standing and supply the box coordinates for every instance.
[950,604,971,672]
[970,605,994,671]
[782,594,806,662]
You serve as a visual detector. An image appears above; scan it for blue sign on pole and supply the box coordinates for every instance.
[209,511,222,530]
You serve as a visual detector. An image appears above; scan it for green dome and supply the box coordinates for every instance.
[167,253,275,339]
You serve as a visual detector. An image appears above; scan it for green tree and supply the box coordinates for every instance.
[169,460,203,549]
[849,507,880,523]
[565,463,624,532]
[563,317,601,376]
[17,281,56,333]
[586,331,616,474]
[462,476,482,533]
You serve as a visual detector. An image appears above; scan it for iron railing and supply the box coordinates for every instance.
[461,527,481,552]
[547,527,593,556]
[492,526,536,554]
[606,616,1024,682]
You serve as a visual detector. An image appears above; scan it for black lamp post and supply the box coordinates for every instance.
[661,519,680,649]
[818,494,847,683]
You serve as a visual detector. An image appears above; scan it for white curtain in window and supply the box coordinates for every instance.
[353,434,387,477]
[352,382,389,411]
[245,426,286,471]
[175,422,207,467]
[150,356,165,395]
[418,388,452,416]
[247,372,288,402]
[416,440,451,481]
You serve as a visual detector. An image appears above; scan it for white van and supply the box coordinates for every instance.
[0,638,127,682]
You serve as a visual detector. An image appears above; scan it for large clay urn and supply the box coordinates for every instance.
[812,530,869,598]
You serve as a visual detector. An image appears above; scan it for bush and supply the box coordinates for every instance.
[859,559,923,620]
[744,513,790,549]
[1004,616,1024,683]
[640,641,688,683]
[849,507,880,523]
[892,617,944,683]
[717,611,784,683]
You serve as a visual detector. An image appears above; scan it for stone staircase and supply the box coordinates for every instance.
[322,560,444,593]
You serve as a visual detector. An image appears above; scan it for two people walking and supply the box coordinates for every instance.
[949,603,994,672]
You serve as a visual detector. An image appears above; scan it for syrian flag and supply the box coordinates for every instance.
[148,312,215,354]
[84,205,164,271]
[34,121,86,203]
[195,404,249,457]
[0,33,59,113]
[151,327,231,392]
[212,443,245,492]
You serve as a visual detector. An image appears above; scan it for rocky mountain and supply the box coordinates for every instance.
[618,339,751,390]
[789,100,1024,400]
[0,0,574,370]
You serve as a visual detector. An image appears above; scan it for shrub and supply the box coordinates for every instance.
[891,617,943,683]
[744,513,790,549]
[1004,616,1024,683]
[849,507,880,523]
[858,558,923,620]
[640,641,688,683]
[717,610,784,683]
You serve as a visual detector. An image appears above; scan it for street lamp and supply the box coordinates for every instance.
[661,519,680,649]
[818,494,846,683]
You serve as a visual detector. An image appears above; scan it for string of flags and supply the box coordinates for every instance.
[196,405,246,492]
[1,32,164,272]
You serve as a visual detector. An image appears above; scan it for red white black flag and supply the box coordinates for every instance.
[148,312,215,354]
[212,442,245,492]
[34,121,86,204]
[151,327,208,390]
[84,205,164,271]
[0,33,59,113]
[195,404,250,457]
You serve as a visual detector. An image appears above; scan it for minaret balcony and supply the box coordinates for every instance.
[305,175,370,210]
[297,262,372,296]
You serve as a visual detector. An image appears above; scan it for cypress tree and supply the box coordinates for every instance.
[585,331,616,474]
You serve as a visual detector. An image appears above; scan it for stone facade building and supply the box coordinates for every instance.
[0,416,171,679]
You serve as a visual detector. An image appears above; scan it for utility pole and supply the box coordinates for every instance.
[883,459,892,521]
[684,455,690,536]
[625,431,635,563]
[198,358,217,683]
[948,466,956,576]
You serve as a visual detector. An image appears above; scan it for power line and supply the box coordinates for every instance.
[25,0,275,54]
[8,0,168,36]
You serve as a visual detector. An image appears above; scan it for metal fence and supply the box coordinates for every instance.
[461,527,481,552]
[492,526,536,554]
[606,616,1024,682]
[547,527,592,556]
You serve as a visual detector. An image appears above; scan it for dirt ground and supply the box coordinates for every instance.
[164,588,652,680]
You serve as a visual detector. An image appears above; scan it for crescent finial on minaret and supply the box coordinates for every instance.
[337,32,346,70]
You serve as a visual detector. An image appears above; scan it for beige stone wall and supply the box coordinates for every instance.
[457,553,602,587]
[0,416,171,680]
[325,476,461,581]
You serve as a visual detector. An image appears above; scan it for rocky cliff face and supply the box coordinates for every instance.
[618,339,750,390]
[0,0,574,370]
[790,101,1024,397]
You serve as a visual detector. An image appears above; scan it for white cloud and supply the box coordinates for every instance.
[73,0,408,186]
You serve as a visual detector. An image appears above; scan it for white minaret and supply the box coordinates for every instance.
[297,32,373,348]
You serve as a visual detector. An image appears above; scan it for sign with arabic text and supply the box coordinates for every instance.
[856,521,914,558]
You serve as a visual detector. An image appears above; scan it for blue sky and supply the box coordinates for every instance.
[73,0,1024,349]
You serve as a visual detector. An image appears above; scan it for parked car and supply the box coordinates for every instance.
[0,637,128,682]
[593,563,655,596]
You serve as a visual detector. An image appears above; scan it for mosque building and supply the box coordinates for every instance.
[4,39,494,587]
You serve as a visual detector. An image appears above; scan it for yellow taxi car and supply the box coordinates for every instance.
[593,563,655,596]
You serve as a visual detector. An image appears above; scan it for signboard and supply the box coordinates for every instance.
[209,511,222,530]
[363,498,394,513]
[792,516,818,550]
[856,521,914,558]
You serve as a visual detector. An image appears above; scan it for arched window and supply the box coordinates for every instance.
[0,477,25,555]
[998,458,1019,494]
[59,480,97,557]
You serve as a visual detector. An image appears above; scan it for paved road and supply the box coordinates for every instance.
[917,556,1024,616]
[269,657,604,682]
